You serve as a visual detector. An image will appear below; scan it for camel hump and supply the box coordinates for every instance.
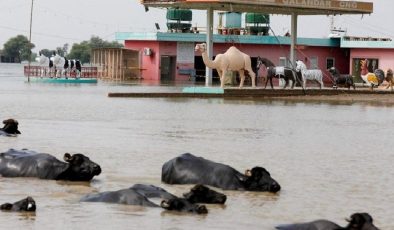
[225,46,243,54]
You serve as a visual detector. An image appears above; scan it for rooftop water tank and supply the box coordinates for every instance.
[245,13,270,24]
[245,13,270,35]
[166,8,193,33]
[225,12,242,28]
[166,9,192,21]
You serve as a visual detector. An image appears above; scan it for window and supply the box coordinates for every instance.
[326,58,335,69]
[310,57,318,69]
[279,57,288,67]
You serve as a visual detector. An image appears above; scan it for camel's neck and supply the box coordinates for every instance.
[201,51,217,69]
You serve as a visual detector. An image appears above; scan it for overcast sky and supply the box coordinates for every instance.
[0,0,391,53]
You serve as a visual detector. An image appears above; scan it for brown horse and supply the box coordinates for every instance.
[385,69,394,91]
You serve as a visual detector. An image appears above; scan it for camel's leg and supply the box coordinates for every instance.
[220,70,226,88]
[217,70,224,88]
[249,70,256,87]
[238,70,245,88]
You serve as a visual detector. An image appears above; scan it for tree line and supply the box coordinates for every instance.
[0,35,123,64]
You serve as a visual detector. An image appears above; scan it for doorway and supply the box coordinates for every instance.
[160,56,176,82]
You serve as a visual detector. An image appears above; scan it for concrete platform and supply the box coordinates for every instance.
[108,87,394,99]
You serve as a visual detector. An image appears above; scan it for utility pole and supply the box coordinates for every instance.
[27,0,34,82]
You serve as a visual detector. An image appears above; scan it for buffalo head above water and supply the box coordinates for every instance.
[58,153,102,181]
[0,197,36,212]
[1,119,21,135]
[243,167,281,193]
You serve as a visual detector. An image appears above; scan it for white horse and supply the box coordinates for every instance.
[35,53,51,77]
[296,60,324,89]
[51,53,66,78]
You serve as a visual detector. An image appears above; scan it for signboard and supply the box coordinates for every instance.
[177,42,195,64]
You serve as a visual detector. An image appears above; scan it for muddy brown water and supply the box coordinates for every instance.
[0,63,392,229]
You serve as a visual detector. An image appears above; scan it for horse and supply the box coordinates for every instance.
[295,60,324,89]
[360,59,385,90]
[385,68,394,91]
[256,56,301,89]
[327,67,356,90]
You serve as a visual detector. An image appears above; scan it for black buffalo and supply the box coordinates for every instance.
[81,184,208,214]
[1,197,36,212]
[80,184,176,207]
[0,149,101,181]
[0,119,21,136]
[183,184,226,204]
[161,153,281,193]
[161,198,208,214]
[276,213,379,230]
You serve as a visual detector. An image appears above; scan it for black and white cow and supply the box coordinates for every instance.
[0,149,101,181]
[162,153,281,193]
[0,119,21,136]
[276,213,379,230]
[1,197,36,212]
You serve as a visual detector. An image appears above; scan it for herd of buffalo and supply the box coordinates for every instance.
[0,118,380,229]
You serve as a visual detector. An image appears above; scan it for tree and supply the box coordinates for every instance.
[39,49,56,57]
[2,35,35,62]
[68,36,123,63]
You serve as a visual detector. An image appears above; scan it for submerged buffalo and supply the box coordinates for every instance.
[0,119,21,136]
[81,184,209,214]
[1,197,36,212]
[162,153,281,193]
[0,149,101,181]
[183,184,226,204]
[276,213,379,230]
[161,198,207,214]
[80,184,176,207]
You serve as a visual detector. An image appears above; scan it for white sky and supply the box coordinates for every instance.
[0,0,391,52]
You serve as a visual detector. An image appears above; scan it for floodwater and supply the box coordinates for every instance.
[0,63,393,229]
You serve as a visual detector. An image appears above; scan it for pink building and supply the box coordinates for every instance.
[119,32,349,86]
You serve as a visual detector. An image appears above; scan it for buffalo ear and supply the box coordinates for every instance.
[2,120,6,124]
[63,153,72,162]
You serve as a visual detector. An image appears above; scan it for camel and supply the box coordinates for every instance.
[194,43,256,88]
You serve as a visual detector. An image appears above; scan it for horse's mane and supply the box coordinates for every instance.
[258,57,275,67]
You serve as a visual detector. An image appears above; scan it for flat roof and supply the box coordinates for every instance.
[116,32,340,47]
[140,0,373,15]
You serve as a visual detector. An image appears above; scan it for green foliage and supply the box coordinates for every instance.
[68,36,123,63]
[39,49,55,57]
[2,35,35,62]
